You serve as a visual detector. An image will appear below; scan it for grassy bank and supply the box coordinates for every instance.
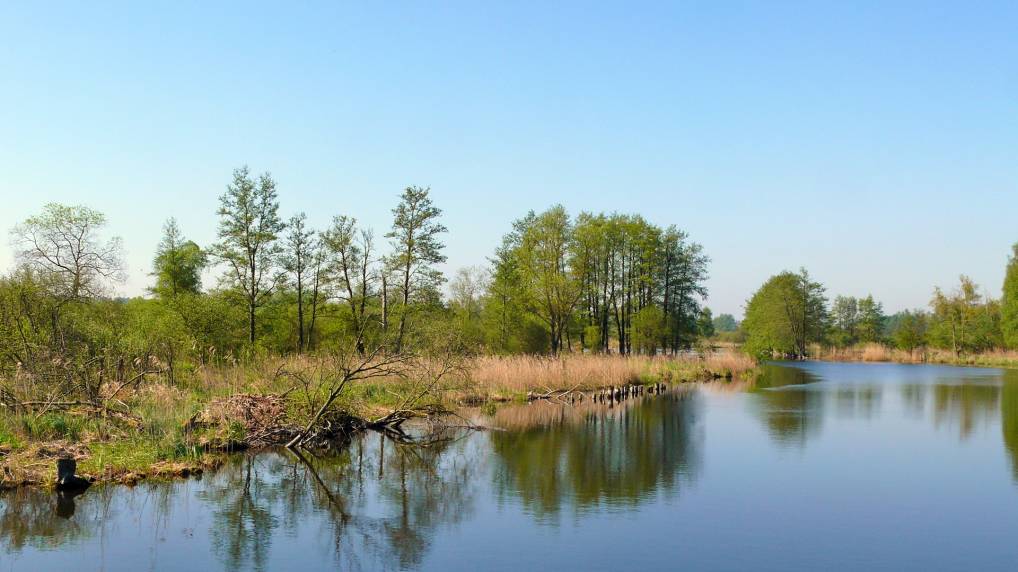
[809,343,1018,369]
[0,352,756,490]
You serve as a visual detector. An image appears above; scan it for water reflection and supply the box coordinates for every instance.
[1001,370,1018,482]
[0,487,98,551]
[8,364,1018,570]
[489,391,702,520]
[751,363,1018,449]
[750,364,825,447]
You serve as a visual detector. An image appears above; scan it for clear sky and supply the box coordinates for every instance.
[1,1,1016,318]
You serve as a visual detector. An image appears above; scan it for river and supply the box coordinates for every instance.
[4,361,1018,571]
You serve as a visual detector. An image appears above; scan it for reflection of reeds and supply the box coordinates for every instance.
[484,387,697,431]
[466,353,756,398]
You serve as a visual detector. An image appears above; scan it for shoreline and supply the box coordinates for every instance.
[0,355,756,491]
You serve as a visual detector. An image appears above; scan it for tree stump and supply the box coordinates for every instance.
[56,458,90,490]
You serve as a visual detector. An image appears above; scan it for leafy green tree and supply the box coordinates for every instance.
[829,295,858,347]
[696,307,715,338]
[892,309,927,356]
[633,305,666,354]
[152,218,207,298]
[210,166,285,345]
[929,276,1002,355]
[1003,243,1018,349]
[282,212,322,353]
[10,203,124,300]
[712,313,738,333]
[660,225,709,352]
[743,268,828,358]
[509,206,580,355]
[483,221,530,353]
[448,266,489,349]
[856,295,886,343]
[322,215,376,354]
[386,186,447,353]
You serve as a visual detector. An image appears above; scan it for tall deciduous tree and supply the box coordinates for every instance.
[152,218,207,298]
[856,295,886,343]
[1003,243,1018,349]
[322,215,375,354]
[892,309,927,356]
[211,166,285,344]
[386,186,447,353]
[512,206,580,355]
[743,268,828,358]
[10,203,124,300]
[929,276,1001,355]
[696,307,715,338]
[712,313,738,332]
[282,212,321,353]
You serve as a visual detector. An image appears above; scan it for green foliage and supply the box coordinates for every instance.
[210,166,286,344]
[386,186,448,352]
[928,276,1002,354]
[10,203,124,300]
[891,309,927,354]
[743,269,828,358]
[1003,243,1018,349]
[633,306,666,354]
[696,307,715,338]
[152,218,207,298]
[20,413,88,441]
[492,208,709,355]
[829,294,885,347]
[0,424,23,450]
[856,295,886,343]
[712,313,738,333]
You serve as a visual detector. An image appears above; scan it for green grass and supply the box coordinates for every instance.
[78,435,207,476]
[0,425,23,450]
[18,413,91,441]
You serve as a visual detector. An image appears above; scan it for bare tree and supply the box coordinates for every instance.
[10,203,124,300]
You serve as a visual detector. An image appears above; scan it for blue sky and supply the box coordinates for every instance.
[1,1,1016,318]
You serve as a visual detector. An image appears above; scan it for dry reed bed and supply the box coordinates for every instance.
[811,343,1018,368]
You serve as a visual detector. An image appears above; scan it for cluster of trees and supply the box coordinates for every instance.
[742,248,1018,358]
[0,167,716,391]
[485,207,710,355]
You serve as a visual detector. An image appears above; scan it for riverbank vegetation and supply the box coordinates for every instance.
[741,246,1018,367]
[0,167,741,488]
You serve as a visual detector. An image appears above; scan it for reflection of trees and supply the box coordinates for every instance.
[0,488,90,552]
[931,382,999,439]
[200,455,284,572]
[1001,370,1018,482]
[0,434,480,571]
[833,386,881,419]
[372,432,475,569]
[195,432,478,572]
[899,378,1001,440]
[490,392,702,520]
[749,365,824,447]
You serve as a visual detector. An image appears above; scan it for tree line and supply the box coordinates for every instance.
[0,167,715,388]
[742,249,1018,358]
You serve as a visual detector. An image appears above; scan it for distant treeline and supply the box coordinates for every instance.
[741,254,1018,358]
[0,167,716,386]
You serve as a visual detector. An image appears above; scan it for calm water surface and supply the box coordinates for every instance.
[5,361,1018,571]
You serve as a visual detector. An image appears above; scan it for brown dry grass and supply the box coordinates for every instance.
[811,343,1018,368]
